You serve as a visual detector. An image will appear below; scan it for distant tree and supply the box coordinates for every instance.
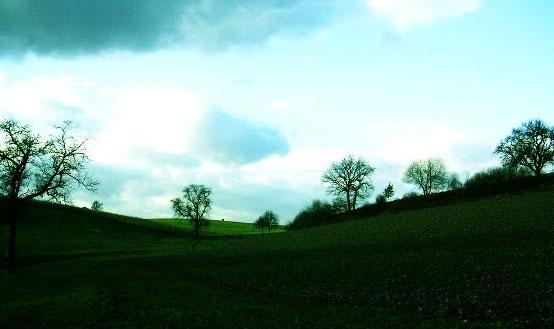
[447,174,463,190]
[495,119,554,176]
[403,158,448,195]
[0,120,97,271]
[255,210,279,233]
[255,216,267,233]
[171,184,212,239]
[322,155,375,211]
[375,194,387,204]
[383,183,394,200]
[91,200,103,212]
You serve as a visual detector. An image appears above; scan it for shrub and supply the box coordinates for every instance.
[287,200,337,230]
[464,166,531,189]
[402,192,419,199]
[375,194,387,204]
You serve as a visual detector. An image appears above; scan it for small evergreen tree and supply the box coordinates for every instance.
[383,183,394,200]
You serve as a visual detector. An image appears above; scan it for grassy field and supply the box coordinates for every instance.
[0,191,553,328]
[148,218,286,236]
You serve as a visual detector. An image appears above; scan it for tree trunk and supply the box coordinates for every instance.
[194,221,199,239]
[346,192,351,212]
[7,199,19,273]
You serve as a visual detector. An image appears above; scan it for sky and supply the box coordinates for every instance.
[0,0,553,222]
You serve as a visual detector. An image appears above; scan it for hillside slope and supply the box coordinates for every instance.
[0,191,553,328]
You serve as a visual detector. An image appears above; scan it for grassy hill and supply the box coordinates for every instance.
[0,191,553,328]
[147,218,286,236]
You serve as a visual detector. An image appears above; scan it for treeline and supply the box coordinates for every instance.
[288,119,554,230]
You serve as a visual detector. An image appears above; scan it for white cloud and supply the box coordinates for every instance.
[0,73,101,129]
[0,71,500,222]
[367,0,482,32]
[91,86,203,166]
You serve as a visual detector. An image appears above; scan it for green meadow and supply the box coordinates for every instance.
[0,190,553,328]
[147,218,286,236]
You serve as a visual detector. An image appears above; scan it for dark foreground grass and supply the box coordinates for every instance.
[0,191,553,328]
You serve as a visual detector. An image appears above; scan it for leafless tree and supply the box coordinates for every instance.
[495,119,554,176]
[171,184,212,239]
[255,210,279,233]
[322,155,375,211]
[0,120,97,271]
[403,158,448,195]
[91,200,104,211]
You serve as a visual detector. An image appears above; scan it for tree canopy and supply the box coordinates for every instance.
[403,158,448,195]
[255,210,279,233]
[91,201,104,211]
[383,183,394,200]
[322,155,374,211]
[495,119,554,176]
[171,184,212,239]
[0,119,96,271]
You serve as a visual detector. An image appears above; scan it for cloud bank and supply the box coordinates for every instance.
[367,0,482,32]
[0,0,333,56]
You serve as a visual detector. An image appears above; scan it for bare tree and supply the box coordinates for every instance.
[171,184,212,239]
[91,200,104,211]
[403,158,448,195]
[0,120,97,271]
[322,155,374,211]
[255,210,279,233]
[447,173,463,190]
[495,119,554,176]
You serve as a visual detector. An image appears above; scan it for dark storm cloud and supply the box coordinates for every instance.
[191,108,289,165]
[0,0,335,56]
[0,1,184,56]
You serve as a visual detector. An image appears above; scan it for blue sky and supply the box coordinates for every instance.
[1,0,553,221]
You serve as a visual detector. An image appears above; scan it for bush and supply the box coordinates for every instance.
[287,200,337,230]
[402,192,419,199]
[465,166,531,189]
[375,194,387,204]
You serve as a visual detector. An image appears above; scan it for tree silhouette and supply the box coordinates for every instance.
[495,119,554,176]
[322,155,375,211]
[383,183,394,200]
[91,200,103,211]
[171,184,212,239]
[375,194,387,204]
[403,158,448,195]
[447,174,463,190]
[0,120,97,272]
[255,210,279,233]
